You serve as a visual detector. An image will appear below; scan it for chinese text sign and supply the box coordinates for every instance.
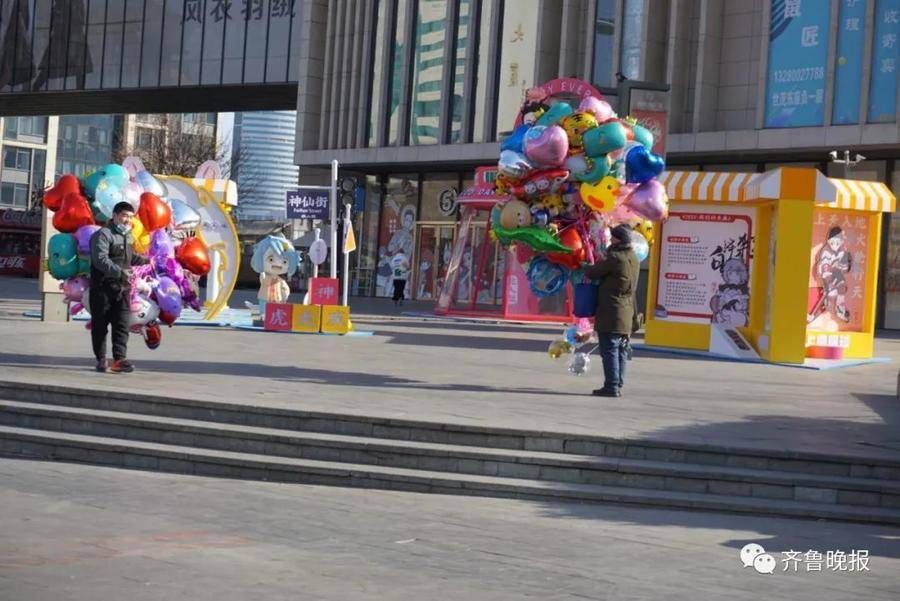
[765,0,832,128]
[868,0,900,123]
[655,207,756,326]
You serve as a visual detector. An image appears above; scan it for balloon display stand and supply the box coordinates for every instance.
[645,167,896,365]
[434,167,574,324]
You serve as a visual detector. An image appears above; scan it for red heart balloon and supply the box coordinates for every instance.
[546,227,586,270]
[44,174,81,211]
[159,310,178,326]
[53,192,96,233]
[175,237,211,275]
[138,192,172,231]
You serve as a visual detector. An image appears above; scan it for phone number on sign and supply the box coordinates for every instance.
[773,67,825,83]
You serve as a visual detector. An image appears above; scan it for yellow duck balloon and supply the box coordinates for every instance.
[131,216,152,255]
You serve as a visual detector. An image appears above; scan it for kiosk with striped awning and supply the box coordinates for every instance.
[646,167,895,364]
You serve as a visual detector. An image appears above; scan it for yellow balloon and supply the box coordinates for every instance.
[579,176,620,213]
[561,112,599,151]
[131,217,151,254]
[631,218,655,245]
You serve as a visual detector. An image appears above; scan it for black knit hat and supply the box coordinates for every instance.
[610,224,632,245]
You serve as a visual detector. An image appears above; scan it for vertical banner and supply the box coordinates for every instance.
[832,0,869,125]
[765,0,832,128]
[868,0,900,123]
[807,210,870,333]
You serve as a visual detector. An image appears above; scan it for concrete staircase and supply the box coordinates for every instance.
[1,380,899,524]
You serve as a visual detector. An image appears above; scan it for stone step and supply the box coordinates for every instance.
[1,425,899,525]
[2,400,899,511]
[3,379,899,482]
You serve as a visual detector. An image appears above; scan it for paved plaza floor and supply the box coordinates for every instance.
[1,458,898,601]
[0,276,898,462]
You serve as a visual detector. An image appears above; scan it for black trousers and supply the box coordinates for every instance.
[90,286,130,361]
[392,279,407,301]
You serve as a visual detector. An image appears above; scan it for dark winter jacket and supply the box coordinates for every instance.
[89,225,148,293]
[583,244,640,335]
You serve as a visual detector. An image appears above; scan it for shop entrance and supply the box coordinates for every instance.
[412,223,456,301]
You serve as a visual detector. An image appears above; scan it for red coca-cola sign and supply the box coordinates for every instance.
[0,209,41,276]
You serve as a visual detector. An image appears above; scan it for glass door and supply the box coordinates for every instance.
[413,223,456,301]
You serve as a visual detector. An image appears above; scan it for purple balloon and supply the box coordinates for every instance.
[74,225,101,255]
[150,229,175,261]
[154,276,183,315]
[624,180,669,221]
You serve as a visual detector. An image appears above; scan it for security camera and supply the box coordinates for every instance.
[855,153,866,163]
[829,150,838,160]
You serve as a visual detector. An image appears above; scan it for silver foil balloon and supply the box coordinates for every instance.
[567,352,591,376]
[135,170,168,198]
[169,198,201,234]
[498,149,534,181]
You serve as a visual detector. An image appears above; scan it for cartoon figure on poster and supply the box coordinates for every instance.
[488,78,670,373]
[41,162,212,350]
[710,258,750,327]
[244,234,302,317]
[387,205,416,258]
[376,246,393,296]
[417,247,434,299]
[808,226,852,324]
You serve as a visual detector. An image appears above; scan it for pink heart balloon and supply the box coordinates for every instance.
[524,125,569,168]
[624,180,669,221]
[578,97,615,122]
[607,202,639,225]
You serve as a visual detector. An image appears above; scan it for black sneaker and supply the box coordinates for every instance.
[109,359,134,373]
[592,388,621,397]
[95,358,107,373]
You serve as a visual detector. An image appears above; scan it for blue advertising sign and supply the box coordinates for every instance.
[832,0,869,125]
[765,0,832,128]
[286,188,330,220]
[868,0,900,123]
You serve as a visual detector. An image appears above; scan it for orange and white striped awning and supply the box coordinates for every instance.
[658,171,761,203]
[826,178,895,212]
[659,169,895,213]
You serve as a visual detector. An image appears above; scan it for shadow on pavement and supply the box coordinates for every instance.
[0,352,578,397]
[535,498,900,560]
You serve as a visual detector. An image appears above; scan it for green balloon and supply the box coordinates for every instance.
[47,233,80,280]
[632,124,654,149]
[583,121,627,157]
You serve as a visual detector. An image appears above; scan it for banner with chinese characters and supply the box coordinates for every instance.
[806,209,871,333]
[765,0,832,127]
[654,206,756,325]
[868,0,900,123]
[832,0,869,125]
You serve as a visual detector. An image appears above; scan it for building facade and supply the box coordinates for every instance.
[292,0,900,324]
[231,111,300,221]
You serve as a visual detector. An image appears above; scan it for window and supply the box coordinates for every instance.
[592,0,616,87]
[409,1,448,145]
[2,147,31,171]
[388,1,411,145]
[136,127,160,149]
[3,117,48,142]
[0,182,30,208]
[32,150,46,189]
